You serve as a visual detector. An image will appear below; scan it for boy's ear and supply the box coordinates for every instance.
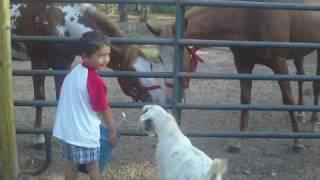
[81,53,86,58]
[81,53,90,61]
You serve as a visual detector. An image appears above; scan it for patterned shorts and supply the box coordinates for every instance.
[60,141,100,165]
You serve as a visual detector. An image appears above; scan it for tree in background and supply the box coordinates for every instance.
[119,4,128,22]
[96,4,118,14]
[139,5,148,22]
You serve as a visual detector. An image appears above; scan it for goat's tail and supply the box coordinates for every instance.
[211,158,228,180]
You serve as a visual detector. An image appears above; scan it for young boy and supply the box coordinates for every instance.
[53,31,117,180]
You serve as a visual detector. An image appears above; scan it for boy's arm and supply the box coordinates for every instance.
[100,108,117,144]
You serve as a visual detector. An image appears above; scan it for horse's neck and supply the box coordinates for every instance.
[109,45,137,69]
[89,9,123,37]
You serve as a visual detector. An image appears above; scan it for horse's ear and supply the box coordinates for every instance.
[171,24,176,35]
[110,45,122,54]
[146,23,161,37]
[171,18,187,35]
[184,18,188,30]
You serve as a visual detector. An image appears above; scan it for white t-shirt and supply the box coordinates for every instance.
[53,64,109,148]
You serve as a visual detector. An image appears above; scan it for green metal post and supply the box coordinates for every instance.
[0,0,19,178]
[173,0,185,125]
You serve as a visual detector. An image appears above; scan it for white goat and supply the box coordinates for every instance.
[140,105,227,180]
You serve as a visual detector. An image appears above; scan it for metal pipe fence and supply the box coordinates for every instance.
[7,0,320,175]
[10,0,320,137]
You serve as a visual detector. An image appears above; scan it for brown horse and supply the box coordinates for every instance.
[147,0,320,152]
[11,3,163,144]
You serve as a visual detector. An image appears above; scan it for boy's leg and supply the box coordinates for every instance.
[65,159,78,180]
[85,161,103,180]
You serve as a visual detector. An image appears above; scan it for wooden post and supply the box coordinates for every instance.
[0,0,19,179]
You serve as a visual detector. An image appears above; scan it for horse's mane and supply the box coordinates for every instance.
[185,6,208,19]
[82,5,150,68]
[122,45,147,68]
[82,4,123,37]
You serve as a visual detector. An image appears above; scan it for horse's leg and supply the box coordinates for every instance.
[267,57,304,152]
[32,75,45,129]
[293,58,306,122]
[31,62,47,146]
[228,57,255,153]
[311,50,320,130]
[53,65,71,99]
[54,75,63,99]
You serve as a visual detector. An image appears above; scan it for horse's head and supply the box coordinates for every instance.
[11,4,65,62]
[146,21,201,103]
[12,3,164,103]
[11,3,77,98]
[78,5,164,103]
[109,45,164,103]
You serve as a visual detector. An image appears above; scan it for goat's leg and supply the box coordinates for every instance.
[268,57,304,152]
[311,50,320,131]
[293,58,306,122]
[227,57,254,153]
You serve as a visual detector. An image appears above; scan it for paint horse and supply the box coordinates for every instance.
[11,3,163,144]
[147,0,320,152]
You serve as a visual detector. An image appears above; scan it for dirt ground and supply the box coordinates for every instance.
[11,47,320,180]
[4,14,320,180]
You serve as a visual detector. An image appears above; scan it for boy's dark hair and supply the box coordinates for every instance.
[79,31,110,56]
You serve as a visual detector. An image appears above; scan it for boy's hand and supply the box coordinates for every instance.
[109,129,117,145]
[100,108,117,144]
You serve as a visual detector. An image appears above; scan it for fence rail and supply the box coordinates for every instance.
[13,100,320,111]
[7,0,320,176]
[11,0,320,131]
[12,35,320,48]
[12,69,320,81]
[16,127,320,138]
[11,0,320,11]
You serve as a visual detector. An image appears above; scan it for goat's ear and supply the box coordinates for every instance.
[139,113,151,122]
[142,105,152,113]
[140,105,153,121]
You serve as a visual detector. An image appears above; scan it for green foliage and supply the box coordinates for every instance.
[95,4,118,14]
[121,4,177,14]
[96,4,105,11]
[150,5,176,14]
[126,30,141,38]
[94,4,192,15]
[127,5,138,12]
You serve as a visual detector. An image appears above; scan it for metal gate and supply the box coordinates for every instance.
[12,0,320,137]
[6,0,320,175]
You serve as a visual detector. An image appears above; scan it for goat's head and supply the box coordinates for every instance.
[139,105,167,133]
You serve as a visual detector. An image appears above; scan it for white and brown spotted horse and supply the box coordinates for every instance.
[147,0,320,152]
[11,3,163,145]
